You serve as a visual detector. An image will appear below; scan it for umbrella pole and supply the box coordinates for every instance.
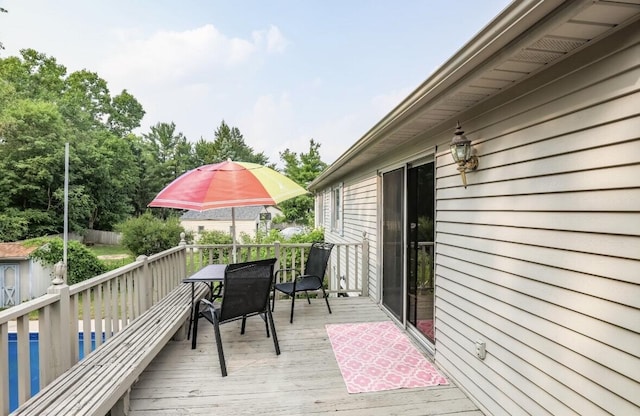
[231,207,237,263]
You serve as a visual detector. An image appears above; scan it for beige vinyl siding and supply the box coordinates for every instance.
[324,176,379,301]
[315,190,326,227]
[434,23,640,416]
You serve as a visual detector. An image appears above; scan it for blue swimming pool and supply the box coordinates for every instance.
[8,333,100,412]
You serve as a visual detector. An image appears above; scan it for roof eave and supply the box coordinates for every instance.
[310,0,566,191]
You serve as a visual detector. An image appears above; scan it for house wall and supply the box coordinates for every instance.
[318,20,639,416]
[182,219,259,241]
[432,23,640,415]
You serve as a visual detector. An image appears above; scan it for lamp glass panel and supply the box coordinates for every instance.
[455,144,468,162]
[450,145,460,162]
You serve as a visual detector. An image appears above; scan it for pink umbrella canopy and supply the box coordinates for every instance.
[148,160,308,261]
[148,160,307,211]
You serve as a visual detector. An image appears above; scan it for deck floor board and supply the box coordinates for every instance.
[128,297,481,415]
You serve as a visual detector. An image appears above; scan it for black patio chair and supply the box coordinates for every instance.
[191,258,279,377]
[272,242,334,323]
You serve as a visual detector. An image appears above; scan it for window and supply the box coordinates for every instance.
[332,185,343,233]
[198,225,204,233]
[316,192,325,227]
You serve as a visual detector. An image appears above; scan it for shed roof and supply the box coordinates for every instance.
[0,243,37,260]
[309,0,640,189]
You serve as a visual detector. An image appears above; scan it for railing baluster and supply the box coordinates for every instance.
[82,289,91,357]
[104,281,112,340]
[16,315,30,405]
[0,323,8,415]
[95,285,104,347]
[39,304,53,386]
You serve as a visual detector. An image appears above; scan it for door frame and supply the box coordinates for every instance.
[378,156,436,354]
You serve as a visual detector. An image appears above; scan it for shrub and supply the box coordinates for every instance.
[116,212,185,257]
[28,237,107,285]
[198,229,233,245]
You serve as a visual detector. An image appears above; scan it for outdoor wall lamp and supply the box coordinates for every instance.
[450,122,478,188]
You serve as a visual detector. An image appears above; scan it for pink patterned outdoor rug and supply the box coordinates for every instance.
[326,321,448,393]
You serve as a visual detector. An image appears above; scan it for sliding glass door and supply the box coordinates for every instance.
[381,161,435,343]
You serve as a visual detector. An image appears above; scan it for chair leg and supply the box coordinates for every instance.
[289,295,295,324]
[271,287,276,312]
[321,287,332,314]
[305,291,311,304]
[191,303,200,349]
[267,308,280,355]
[212,313,227,377]
[262,313,271,338]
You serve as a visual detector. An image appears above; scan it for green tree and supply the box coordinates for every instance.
[72,131,139,230]
[0,50,66,101]
[59,69,111,131]
[0,208,28,241]
[0,50,147,239]
[278,139,327,225]
[144,121,194,183]
[107,89,145,136]
[0,99,67,236]
[209,120,270,165]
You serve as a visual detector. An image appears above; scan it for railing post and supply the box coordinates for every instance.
[274,242,281,276]
[47,262,72,378]
[179,232,188,282]
[361,232,369,297]
[137,255,151,312]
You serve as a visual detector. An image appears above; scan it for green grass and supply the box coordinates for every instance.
[88,244,135,270]
[88,244,132,257]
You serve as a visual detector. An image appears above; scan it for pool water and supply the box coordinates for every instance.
[8,333,101,412]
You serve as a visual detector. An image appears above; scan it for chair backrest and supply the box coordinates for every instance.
[219,258,277,322]
[304,242,334,278]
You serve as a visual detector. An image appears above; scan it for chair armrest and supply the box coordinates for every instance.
[275,268,301,279]
[200,298,215,307]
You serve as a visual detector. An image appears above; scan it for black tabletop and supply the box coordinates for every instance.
[182,264,227,283]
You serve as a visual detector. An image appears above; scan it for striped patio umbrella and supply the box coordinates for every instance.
[148,160,307,261]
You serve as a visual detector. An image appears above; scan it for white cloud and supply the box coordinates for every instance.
[252,25,289,54]
[239,93,295,165]
[101,23,287,89]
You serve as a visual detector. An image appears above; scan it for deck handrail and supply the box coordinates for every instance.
[1,239,368,415]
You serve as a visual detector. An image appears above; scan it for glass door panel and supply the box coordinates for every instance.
[381,168,404,320]
[406,162,435,342]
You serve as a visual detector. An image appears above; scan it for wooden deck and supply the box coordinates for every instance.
[128,297,482,415]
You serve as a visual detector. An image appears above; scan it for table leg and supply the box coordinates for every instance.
[187,282,195,340]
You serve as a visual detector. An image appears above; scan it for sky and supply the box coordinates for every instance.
[0,0,512,167]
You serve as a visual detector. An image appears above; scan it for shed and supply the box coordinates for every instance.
[0,243,51,307]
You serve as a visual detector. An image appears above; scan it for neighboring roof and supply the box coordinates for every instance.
[0,243,37,260]
[309,0,640,190]
[181,206,280,221]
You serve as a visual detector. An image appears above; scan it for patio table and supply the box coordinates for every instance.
[183,264,227,339]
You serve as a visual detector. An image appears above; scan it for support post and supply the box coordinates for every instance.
[361,232,369,297]
[111,389,130,416]
[47,283,71,378]
[137,255,151,313]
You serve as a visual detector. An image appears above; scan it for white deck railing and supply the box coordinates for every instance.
[0,239,368,415]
